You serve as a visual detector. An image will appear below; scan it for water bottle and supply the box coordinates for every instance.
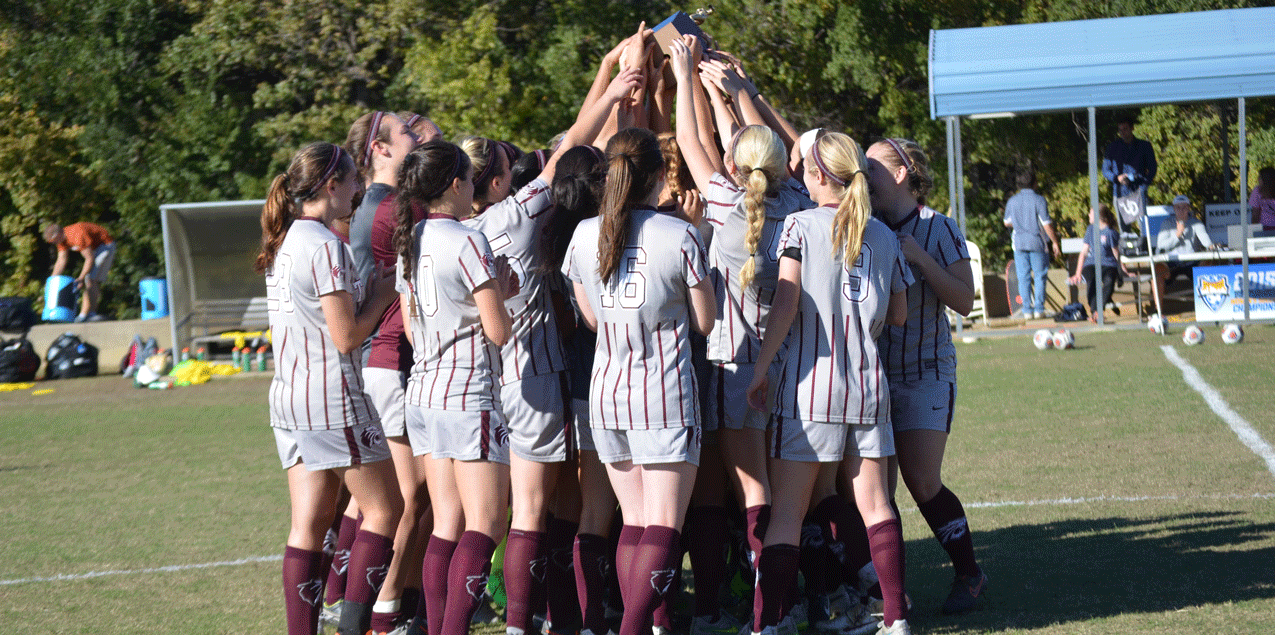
[255,346,268,372]
[239,347,251,372]
[232,346,242,367]
[180,347,190,362]
[195,346,207,361]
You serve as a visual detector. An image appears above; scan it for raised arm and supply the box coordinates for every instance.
[541,68,643,184]
[670,39,723,194]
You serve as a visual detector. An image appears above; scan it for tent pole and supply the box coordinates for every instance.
[1087,107,1105,326]
[955,117,966,233]
[947,116,964,334]
[1240,97,1250,321]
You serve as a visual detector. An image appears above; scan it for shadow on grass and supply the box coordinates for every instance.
[909,511,1275,632]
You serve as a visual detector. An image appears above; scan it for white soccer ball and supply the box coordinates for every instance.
[1147,314,1166,335]
[1221,323,1244,344]
[1033,329,1054,350]
[1182,325,1205,346]
[1052,328,1075,350]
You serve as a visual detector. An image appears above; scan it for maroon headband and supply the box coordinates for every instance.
[472,139,499,186]
[885,138,913,172]
[429,145,464,199]
[306,145,345,199]
[405,113,422,129]
[810,139,845,187]
[362,111,386,167]
[532,149,547,171]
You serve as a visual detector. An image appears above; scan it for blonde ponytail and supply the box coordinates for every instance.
[732,126,786,290]
[812,133,872,265]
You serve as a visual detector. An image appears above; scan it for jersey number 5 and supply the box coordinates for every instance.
[599,247,647,309]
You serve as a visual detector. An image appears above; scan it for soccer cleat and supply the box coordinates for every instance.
[367,622,411,635]
[691,612,745,635]
[941,571,988,615]
[653,627,670,635]
[815,592,876,635]
[471,599,501,624]
[320,600,343,628]
[865,593,912,618]
[873,619,911,635]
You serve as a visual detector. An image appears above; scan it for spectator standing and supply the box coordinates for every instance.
[1003,170,1060,319]
[1102,115,1157,223]
[43,221,116,322]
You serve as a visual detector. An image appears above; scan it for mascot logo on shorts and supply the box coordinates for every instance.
[1196,274,1230,313]
[493,422,510,447]
[361,425,386,449]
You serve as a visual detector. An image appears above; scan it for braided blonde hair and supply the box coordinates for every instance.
[732,125,786,290]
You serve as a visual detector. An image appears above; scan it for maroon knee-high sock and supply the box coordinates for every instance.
[619,526,679,635]
[422,536,457,635]
[744,505,771,574]
[616,525,644,605]
[283,546,326,635]
[751,544,799,632]
[442,531,498,635]
[339,530,395,635]
[917,486,980,578]
[686,505,729,617]
[867,520,907,627]
[324,514,359,606]
[504,529,546,633]
[546,517,582,630]
[574,533,611,634]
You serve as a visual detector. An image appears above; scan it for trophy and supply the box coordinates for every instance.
[652,8,711,56]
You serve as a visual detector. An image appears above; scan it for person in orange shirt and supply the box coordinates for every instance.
[43,221,116,321]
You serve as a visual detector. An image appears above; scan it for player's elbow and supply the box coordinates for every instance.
[692,313,713,336]
[485,322,512,348]
[331,334,360,356]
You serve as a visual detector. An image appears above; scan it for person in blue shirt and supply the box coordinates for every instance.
[1003,170,1060,319]
[1102,115,1157,204]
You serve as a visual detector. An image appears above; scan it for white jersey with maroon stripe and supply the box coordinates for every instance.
[267,217,377,431]
[464,179,568,383]
[703,173,812,364]
[875,205,969,384]
[396,217,502,411]
[562,208,709,430]
[771,209,912,425]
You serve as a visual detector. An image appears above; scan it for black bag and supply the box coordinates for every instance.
[46,332,99,379]
[1120,232,1146,257]
[0,297,36,332]
[0,338,40,382]
[1054,302,1089,322]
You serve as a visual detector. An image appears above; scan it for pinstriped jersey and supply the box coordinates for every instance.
[267,217,378,431]
[396,217,502,411]
[771,210,912,425]
[876,205,969,383]
[703,173,812,364]
[464,179,567,384]
[562,209,709,430]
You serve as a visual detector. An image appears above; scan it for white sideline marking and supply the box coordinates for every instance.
[0,554,282,586]
[7,491,1275,586]
[1161,345,1275,480]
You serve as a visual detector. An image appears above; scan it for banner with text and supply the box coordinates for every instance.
[1193,263,1275,320]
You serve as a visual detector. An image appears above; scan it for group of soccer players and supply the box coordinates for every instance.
[260,25,986,635]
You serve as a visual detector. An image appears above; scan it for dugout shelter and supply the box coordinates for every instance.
[929,6,1275,324]
[160,200,269,354]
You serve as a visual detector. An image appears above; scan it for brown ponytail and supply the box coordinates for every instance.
[392,140,471,286]
[598,128,664,284]
[255,142,353,274]
[875,137,934,203]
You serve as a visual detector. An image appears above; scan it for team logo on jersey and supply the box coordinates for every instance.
[650,568,678,595]
[529,556,548,583]
[934,517,969,544]
[1197,274,1230,313]
[360,424,385,449]
[365,563,391,592]
[465,573,490,601]
[332,265,344,281]
[297,577,324,606]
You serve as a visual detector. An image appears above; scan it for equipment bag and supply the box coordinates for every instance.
[0,297,37,332]
[46,332,99,379]
[0,337,40,382]
[119,335,159,378]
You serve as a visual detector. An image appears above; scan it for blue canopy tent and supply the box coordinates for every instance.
[929,7,1275,324]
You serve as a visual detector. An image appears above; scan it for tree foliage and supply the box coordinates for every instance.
[1,0,1272,316]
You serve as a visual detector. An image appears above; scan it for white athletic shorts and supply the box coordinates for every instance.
[502,372,575,462]
[769,414,894,462]
[889,379,957,434]
[89,243,116,283]
[572,398,595,453]
[592,425,702,466]
[363,367,408,437]
[706,362,772,432]
[404,405,434,457]
[274,421,391,471]
[420,408,510,464]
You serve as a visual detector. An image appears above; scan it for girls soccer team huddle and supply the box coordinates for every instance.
[259,26,986,635]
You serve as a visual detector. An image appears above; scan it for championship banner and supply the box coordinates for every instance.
[1193,263,1275,320]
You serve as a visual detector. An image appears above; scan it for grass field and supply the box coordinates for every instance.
[2,325,1274,634]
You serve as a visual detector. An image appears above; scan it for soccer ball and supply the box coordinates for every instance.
[1221,323,1244,344]
[1147,314,1166,335]
[1182,325,1205,346]
[1052,328,1075,350]
[1033,329,1054,350]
